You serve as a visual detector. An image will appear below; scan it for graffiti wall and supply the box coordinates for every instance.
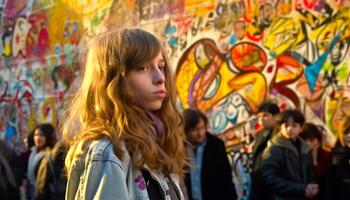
[0,0,350,198]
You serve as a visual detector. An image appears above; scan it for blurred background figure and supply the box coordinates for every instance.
[250,102,280,200]
[261,109,318,199]
[20,131,35,173]
[183,108,237,200]
[326,117,350,200]
[26,123,56,200]
[36,140,68,200]
[0,140,25,200]
[300,122,332,200]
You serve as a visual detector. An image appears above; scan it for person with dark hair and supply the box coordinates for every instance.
[300,123,332,200]
[26,123,56,200]
[326,117,350,200]
[249,101,280,200]
[20,130,35,172]
[261,109,318,199]
[183,108,237,200]
[36,140,68,200]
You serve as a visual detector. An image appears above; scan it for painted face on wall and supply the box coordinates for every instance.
[330,40,349,66]
[12,17,31,57]
[260,3,274,26]
[187,118,207,146]
[233,21,246,40]
[280,118,304,140]
[127,51,166,111]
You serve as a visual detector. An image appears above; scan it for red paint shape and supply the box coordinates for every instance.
[246,31,264,42]
[267,65,274,73]
[254,123,262,130]
[280,103,287,111]
[230,42,267,72]
[303,0,317,9]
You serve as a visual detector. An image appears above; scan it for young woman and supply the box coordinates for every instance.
[62,28,189,200]
[27,123,56,200]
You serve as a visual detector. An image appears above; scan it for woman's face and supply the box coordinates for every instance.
[34,128,46,149]
[127,51,166,111]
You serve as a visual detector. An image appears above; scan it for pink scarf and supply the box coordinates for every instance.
[145,111,165,138]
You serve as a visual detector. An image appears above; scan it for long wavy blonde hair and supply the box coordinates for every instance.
[62,28,189,176]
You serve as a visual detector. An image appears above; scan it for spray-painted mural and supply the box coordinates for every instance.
[1,0,350,199]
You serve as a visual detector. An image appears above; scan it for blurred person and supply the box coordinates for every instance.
[326,117,350,200]
[0,140,25,200]
[62,28,190,199]
[300,123,332,200]
[20,130,35,172]
[27,123,56,200]
[261,109,318,199]
[183,108,237,200]
[36,140,68,200]
[249,102,280,200]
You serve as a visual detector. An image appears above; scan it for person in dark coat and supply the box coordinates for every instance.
[261,109,318,200]
[36,140,68,200]
[183,108,237,200]
[300,123,332,200]
[0,140,25,200]
[326,117,350,200]
[249,102,280,200]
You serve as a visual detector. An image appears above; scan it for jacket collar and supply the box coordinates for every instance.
[271,134,311,155]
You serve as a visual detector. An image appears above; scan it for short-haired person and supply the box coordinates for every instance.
[300,123,332,200]
[261,109,318,199]
[249,102,280,200]
[183,109,237,200]
[62,28,189,199]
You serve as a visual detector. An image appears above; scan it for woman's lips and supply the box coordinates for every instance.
[153,90,166,98]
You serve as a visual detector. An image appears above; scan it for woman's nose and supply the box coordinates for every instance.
[153,67,165,84]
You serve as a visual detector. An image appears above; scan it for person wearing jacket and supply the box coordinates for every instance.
[261,109,318,200]
[183,108,237,200]
[249,102,280,200]
[0,140,25,200]
[62,28,190,200]
[36,140,68,200]
[27,123,56,200]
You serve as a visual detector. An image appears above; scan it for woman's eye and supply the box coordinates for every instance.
[158,65,165,71]
[138,66,150,71]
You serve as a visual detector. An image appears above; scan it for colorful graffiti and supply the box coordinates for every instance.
[1,0,350,199]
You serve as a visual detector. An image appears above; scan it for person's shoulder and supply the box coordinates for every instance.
[86,139,115,158]
[206,132,223,142]
[206,133,226,148]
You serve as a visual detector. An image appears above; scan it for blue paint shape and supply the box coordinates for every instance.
[5,124,16,139]
[213,110,228,133]
[168,38,177,46]
[229,35,237,45]
[165,25,176,35]
[305,34,340,92]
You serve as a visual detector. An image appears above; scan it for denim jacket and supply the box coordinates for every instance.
[66,139,185,200]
